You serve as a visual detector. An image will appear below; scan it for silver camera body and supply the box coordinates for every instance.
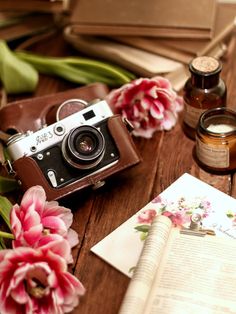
[7,100,120,189]
[7,100,113,160]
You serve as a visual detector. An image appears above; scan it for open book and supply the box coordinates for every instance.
[119,214,236,314]
[91,173,236,277]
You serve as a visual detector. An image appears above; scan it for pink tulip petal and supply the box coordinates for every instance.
[22,224,43,247]
[0,297,20,314]
[41,216,67,235]
[153,76,172,89]
[39,236,72,264]
[161,111,177,130]
[22,210,41,231]
[21,186,46,211]
[67,228,79,248]
[140,96,152,110]
[0,250,11,263]
[59,272,85,305]
[150,103,164,120]
[146,85,158,98]
[10,283,28,304]
[43,204,73,228]
[47,271,58,289]
[37,234,63,246]
[10,205,22,238]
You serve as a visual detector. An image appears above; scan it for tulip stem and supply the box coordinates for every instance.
[0,231,14,239]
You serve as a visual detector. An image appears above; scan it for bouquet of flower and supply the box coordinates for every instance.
[0,185,85,314]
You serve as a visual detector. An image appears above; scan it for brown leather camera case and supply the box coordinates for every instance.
[12,115,141,200]
[1,83,141,200]
[0,83,110,134]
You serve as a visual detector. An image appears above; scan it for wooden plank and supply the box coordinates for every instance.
[72,134,164,314]
[1,31,236,314]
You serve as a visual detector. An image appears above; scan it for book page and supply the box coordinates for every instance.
[118,215,172,314]
[91,173,236,278]
[144,229,236,314]
[64,31,183,77]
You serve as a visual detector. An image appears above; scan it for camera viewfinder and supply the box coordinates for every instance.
[83,110,95,121]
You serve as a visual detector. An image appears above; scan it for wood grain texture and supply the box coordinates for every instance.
[3,31,236,314]
[74,31,236,314]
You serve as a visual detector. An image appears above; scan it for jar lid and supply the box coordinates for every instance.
[189,56,222,76]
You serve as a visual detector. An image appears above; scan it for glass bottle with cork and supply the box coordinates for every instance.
[183,56,227,140]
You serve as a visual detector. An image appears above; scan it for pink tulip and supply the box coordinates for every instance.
[0,241,85,314]
[106,76,183,138]
[10,186,79,254]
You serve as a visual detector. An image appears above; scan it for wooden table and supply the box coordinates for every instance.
[4,31,236,314]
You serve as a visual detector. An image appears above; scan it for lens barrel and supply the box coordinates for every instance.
[62,125,105,169]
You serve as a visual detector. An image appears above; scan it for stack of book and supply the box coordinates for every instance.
[0,0,69,46]
[64,0,236,90]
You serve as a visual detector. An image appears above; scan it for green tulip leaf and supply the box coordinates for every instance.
[0,237,6,249]
[15,51,135,87]
[0,176,19,194]
[0,40,38,94]
[0,195,13,229]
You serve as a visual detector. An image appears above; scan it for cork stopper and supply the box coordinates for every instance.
[189,56,222,88]
[190,56,221,75]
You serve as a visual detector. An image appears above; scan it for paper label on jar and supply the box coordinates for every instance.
[183,102,205,128]
[196,139,229,168]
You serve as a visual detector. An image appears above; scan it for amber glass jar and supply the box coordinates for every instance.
[183,56,227,140]
[195,108,236,173]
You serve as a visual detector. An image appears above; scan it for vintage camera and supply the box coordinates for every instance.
[6,99,141,201]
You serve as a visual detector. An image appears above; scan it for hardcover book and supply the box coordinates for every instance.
[0,13,57,43]
[63,30,225,91]
[68,0,217,39]
[0,0,69,13]
[111,2,236,64]
[63,29,184,77]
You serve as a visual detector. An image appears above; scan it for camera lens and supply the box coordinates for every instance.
[62,125,105,169]
[76,135,95,153]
